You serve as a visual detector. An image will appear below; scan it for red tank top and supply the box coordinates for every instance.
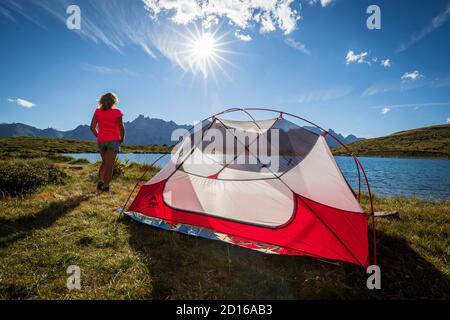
[94,108,123,143]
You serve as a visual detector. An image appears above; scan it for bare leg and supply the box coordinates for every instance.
[99,151,106,182]
[102,150,118,187]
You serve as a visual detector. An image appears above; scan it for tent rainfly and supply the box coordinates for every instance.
[124,108,376,268]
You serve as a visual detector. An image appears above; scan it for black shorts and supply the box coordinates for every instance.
[98,140,121,152]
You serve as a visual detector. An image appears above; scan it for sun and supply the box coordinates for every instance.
[178,26,234,80]
[193,32,217,59]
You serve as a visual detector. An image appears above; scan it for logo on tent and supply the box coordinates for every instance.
[148,196,159,208]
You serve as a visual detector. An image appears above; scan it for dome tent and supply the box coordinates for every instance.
[123,108,376,268]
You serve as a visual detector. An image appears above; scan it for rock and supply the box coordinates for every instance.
[374,211,399,219]
[68,166,83,170]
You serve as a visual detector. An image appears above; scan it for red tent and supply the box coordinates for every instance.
[124,108,376,268]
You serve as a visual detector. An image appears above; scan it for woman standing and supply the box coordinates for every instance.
[90,92,125,192]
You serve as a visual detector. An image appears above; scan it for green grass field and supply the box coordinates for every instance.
[0,158,449,299]
[332,124,450,158]
[0,136,172,159]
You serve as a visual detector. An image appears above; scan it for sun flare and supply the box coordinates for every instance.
[178,26,233,80]
[193,32,217,59]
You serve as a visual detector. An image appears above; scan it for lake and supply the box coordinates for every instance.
[66,153,450,201]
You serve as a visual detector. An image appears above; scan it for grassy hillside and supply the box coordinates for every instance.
[332,124,450,158]
[0,137,172,159]
[0,158,449,299]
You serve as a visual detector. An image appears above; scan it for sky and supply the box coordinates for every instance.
[0,0,449,137]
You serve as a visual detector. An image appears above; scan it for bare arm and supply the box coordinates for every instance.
[118,116,125,143]
[90,115,98,138]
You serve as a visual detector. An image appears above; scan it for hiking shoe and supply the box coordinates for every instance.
[97,181,104,191]
[101,185,110,192]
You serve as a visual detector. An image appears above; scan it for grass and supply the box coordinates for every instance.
[0,158,448,299]
[0,136,172,159]
[332,124,450,158]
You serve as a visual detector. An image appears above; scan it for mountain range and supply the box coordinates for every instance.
[0,115,364,147]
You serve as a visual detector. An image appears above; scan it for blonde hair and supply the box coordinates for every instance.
[98,92,119,110]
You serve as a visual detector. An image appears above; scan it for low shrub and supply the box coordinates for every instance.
[0,159,67,197]
[113,158,130,177]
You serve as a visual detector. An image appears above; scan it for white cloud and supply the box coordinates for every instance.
[345,50,369,65]
[401,70,424,81]
[369,102,450,111]
[308,0,335,7]
[381,59,391,67]
[288,86,353,104]
[381,107,391,115]
[398,4,450,52]
[234,30,252,41]
[82,64,137,76]
[143,0,301,35]
[346,51,392,68]
[7,98,36,108]
[284,38,311,55]
[260,12,276,33]
[274,0,300,34]
[23,0,159,59]
[0,0,47,28]
[446,117,450,123]
[362,77,450,97]
[202,15,219,29]
[0,6,16,22]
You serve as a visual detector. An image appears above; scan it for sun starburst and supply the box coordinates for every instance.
[177,25,235,80]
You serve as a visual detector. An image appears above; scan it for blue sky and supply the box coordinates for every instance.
[0,0,449,137]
